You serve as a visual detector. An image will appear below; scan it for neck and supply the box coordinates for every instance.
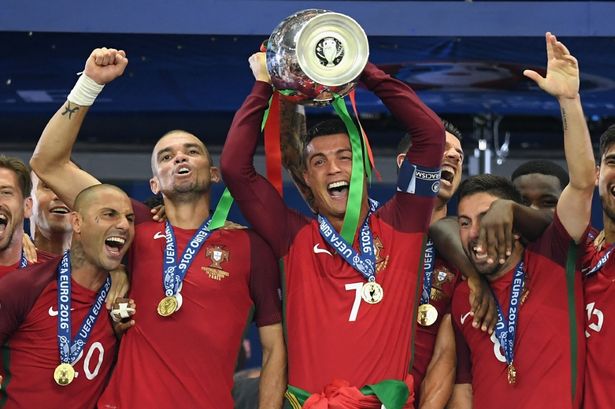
[164,194,212,229]
[0,228,24,267]
[485,242,524,282]
[603,212,615,244]
[69,241,108,291]
[430,201,448,225]
[34,227,71,256]
[329,198,370,238]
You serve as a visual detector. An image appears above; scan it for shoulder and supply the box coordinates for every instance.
[0,257,58,305]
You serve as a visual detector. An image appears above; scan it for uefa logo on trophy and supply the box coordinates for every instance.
[266,9,370,105]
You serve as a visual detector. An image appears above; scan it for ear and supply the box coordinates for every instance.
[396,153,406,169]
[150,177,160,195]
[71,212,82,234]
[303,169,312,188]
[23,197,33,219]
[209,166,221,184]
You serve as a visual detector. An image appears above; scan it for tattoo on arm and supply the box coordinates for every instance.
[61,102,80,120]
[561,107,568,131]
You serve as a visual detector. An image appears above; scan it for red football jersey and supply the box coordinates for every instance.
[0,257,117,408]
[452,214,586,409]
[580,233,615,409]
[222,62,445,396]
[412,256,460,400]
[97,223,281,409]
[0,249,56,279]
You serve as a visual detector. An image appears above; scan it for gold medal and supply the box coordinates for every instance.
[417,303,438,326]
[507,363,517,385]
[361,281,384,304]
[54,363,75,386]
[157,295,178,317]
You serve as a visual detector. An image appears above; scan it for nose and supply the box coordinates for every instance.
[116,215,131,231]
[445,147,461,163]
[174,151,188,163]
[327,158,343,174]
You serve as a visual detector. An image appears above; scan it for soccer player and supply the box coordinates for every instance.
[29,171,72,256]
[451,32,594,409]
[220,51,445,408]
[580,124,615,409]
[0,183,134,408]
[0,155,58,277]
[396,122,464,408]
[30,48,286,409]
[511,159,569,211]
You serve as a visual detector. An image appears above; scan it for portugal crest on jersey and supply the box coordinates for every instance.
[203,246,230,281]
[374,236,389,273]
[430,266,455,301]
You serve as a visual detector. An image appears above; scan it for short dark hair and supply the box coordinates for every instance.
[458,174,522,204]
[396,119,462,156]
[599,124,615,159]
[511,160,569,189]
[0,155,31,198]
[303,118,351,159]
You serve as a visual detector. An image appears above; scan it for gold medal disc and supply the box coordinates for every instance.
[417,303,438,326]
[507,364,517,385]
[361,282,384,304]
[54,363,75,386]
[157,295,178,317]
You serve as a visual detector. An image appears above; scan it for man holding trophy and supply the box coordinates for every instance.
[221,9,445,408]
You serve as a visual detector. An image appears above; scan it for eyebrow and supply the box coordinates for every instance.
[156,143,203,161]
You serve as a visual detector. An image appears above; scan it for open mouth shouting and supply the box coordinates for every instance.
[440,165,456,186]
[327,180,349,199]
[175,165,192,177]
[104,235,127,259]
[0,213,8,236]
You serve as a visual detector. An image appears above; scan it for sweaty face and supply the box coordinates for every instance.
[599,146,615,222]
[438,132,464,203]
[512,173,561,212]
[0,168,30,252]
[458,192,509,277]
[75,189,135,271]
[303,133,357,221]
[31,172,72,237]
[150,132,217,199]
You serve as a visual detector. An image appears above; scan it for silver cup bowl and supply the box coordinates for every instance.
[267,9,369,106]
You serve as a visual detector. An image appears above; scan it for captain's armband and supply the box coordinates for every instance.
[396,160,441,197]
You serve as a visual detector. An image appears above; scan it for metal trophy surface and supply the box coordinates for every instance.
[266,9,369,105]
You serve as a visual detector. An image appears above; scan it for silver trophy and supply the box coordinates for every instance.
[266,9,369,106]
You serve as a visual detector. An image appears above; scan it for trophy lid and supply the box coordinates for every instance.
[295,12,369,87]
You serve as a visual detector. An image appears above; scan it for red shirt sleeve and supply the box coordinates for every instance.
[452,312,473,384]
[0,259,58,344]
[247,231,282,327]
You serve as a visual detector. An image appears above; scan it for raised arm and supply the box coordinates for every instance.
[220,52,302,257]
[361,63,444,169]
[524,33,594,243]
[30,48,128,208]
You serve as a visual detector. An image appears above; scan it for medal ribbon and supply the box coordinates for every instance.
[420,238,435,305]
[19,250,28,268]
[582,245,615,277]
[331,96,369,244]
[492,261,525,368]
[163,217,213,296]
[318,199,379,281]
[56,251,111,365]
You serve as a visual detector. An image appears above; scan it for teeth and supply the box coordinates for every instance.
[50,207,69,214]
[327,181,349,190]
[178,167,190,174]
[105,237,126,248]
[0,214,7,225]
[610,186,615,196]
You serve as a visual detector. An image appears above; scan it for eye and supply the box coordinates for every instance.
[458,218,470,228]
[0,190,13,197]
[312,158,325,167]
[188,148,200,155]
[126,215,135,223]
[160,154,172,162]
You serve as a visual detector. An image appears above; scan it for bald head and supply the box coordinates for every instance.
[74,184,129,213]
[151,130,212,174]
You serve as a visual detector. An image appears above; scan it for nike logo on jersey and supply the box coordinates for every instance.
[460,311,473,325]
[153,231,165,240]
[48,306,75,316]
[313,243,332,256]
